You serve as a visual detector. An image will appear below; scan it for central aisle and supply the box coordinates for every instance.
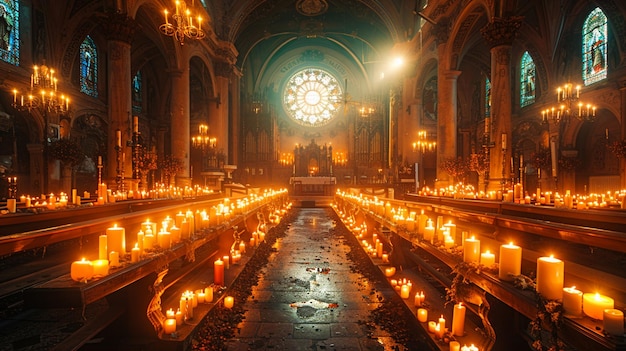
[225,208,410,351]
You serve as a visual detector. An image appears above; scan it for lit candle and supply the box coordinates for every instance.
[7,198,16,213]
[175,309,183,325]
[536,255,564,300]
[417,308,428,323]
[239,241,246,254]
[414,291,425,307]
[452,303,466,336]
[603,309,624,336]
[583,293,614,320]
[197,291,205,304]
[91,259,109,277]
[116,129,121,148]
[163,318,176,334]
[224,296,234,309]
[223,255,230,269]
[131,243,140,263]
[438,315,446,338]
[381,253,389,263]
[562,286,583,317]
[400,284,411,299]
[70,258,93,282]
[498,242,522,281]
[427,321,437,333]
[463,236,480,263]
[214,258,225,286]
[480,250,495,268]
[424,220,435,242]
[384,267,396,277]
[106,224,126,257]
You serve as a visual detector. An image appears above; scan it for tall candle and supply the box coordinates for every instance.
[98,234,108,260]
[463,236,480,263]
[131,243,140,263]
[603,309,624,335]
[562,286,583,316]
[498,242,522,281]
[204,286,214,303]
[109,251,120,267]
[437,315,445,339]
[424,221,435,242]
[536,255,564,300]
[452,303,466,336]
[7,198,16,213]
[583,293,614,320]
[214,258,225,286]
[106,224,126,255]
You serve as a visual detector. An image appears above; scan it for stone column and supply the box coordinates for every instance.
[481,16,523,193]
[27,143,44,196]
[620,82,626,189]
[103,13,135,191]
[170,63,191,187]
[208,61,231,167]
[436,69,461,186]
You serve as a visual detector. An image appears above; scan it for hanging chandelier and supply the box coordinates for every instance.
[540,83,596,124]
[12,63,70,114]
[160,0,205,45]
[192,124,216,150]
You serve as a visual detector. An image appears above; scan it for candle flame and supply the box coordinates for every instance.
[549,254,554,259]
[509,241,514,245]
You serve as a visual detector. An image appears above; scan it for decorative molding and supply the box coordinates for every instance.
[480,16,524,48]
[295,0,328,16]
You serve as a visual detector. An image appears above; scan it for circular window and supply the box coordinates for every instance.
[283,68,343,127]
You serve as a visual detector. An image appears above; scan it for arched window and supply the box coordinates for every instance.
[80,36,97,97]
[520,51,536,107]
[132,71,142,113]
[0,0,19,65]
[582,7,608,86]
[484,76,491,118]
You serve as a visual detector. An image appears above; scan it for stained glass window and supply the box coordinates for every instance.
[132,71,142,113]
[283,68,343,127]
[582,7,607,86]
[520,51,536,107]
[0,0,19,65]
[80,36,97,97]
[485,76,491,117]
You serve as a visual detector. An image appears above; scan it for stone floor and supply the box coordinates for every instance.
[224,208,411,351]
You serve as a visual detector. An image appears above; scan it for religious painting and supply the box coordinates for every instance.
[80,36,98,97]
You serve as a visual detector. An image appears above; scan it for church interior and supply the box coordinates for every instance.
[1,0,626,350]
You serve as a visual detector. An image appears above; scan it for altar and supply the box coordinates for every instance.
[290,176,336,196]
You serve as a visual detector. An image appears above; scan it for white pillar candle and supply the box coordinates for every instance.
[197,291,205,304]
[536,255,564,300]
[239,241,246,254]
[170,225,181,243]
[424,222,435,242]
[463,237,480,263]
[562,286,583,316]
[91,259,109,277]
[452,303,466,336]
[480,250,495,267]
[224,295,234,309]
[163,318,176,334]
[131,243,140,263]
[98,234,108,260]
[400,284,411,299]
[214,258,224,286]
[109,251,120,267]
[583,293,614,320]
[603,309,624,336]
[417,308,428,323]
[414,291,425,307]
[106,224,126,255]
[70,258,93,282]
[204,286,214,303]
[427,321,437,333]
[498,242,522,281]
[158,230,171,249]
[438,315,446,339]
[175,309,183,326]
[7,198,16,213]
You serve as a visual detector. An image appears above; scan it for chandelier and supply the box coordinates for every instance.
[160,0,205,45]
[192,124,217,151]
[412,130,436,153]
[12,64,70,114]
[540,83,596,124]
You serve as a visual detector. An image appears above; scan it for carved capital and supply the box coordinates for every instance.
[101,11,136,43]
[480,16,523,48]
[215,61,233,78]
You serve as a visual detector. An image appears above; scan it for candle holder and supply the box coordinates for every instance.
[115,131,125,194]
[97,156,103,188]
[7,176,17,199]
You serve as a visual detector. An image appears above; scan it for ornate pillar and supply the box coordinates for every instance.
[436,70,461,187]
[208,61,231,168]
[170,63,191,187]
[481,16,523,193]
[103,12,135,190]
